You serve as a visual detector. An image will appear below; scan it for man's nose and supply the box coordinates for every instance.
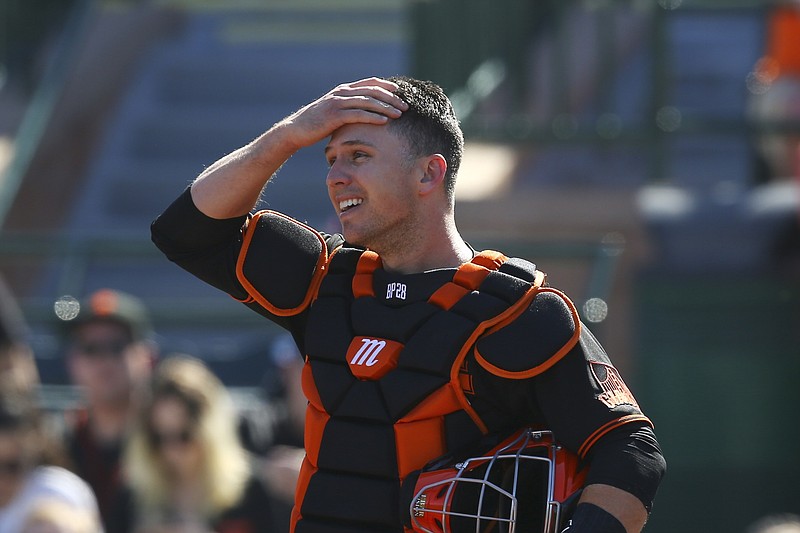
[326,161,352,187]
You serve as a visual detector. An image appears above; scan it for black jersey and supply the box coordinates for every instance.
[151,188,662,531]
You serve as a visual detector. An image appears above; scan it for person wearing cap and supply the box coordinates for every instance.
[60,289,157,533]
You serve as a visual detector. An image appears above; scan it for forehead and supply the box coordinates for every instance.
[71,320,131,340]
[325,122,405,153]
[151,395,191,425]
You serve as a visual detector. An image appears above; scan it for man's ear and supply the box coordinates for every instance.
[418,154,447,195]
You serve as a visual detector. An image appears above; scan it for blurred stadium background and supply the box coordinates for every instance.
[0,0,798,531]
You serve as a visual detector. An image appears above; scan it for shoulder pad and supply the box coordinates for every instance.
[237,210,329,316]
[327,245,365,274]
[498,257,538,283]
[474,288,581,378]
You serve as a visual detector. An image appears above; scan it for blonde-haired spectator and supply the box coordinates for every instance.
[123,354,273,532]
[60,288,157,533]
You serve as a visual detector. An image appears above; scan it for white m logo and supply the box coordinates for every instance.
[346,336,403,380]
[350,338,386,367]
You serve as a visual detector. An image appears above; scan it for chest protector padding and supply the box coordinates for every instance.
[293,248,542,533]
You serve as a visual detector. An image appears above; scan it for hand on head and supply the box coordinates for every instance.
[278,77,409,151]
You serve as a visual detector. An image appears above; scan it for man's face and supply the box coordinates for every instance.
[147,396,204,481]
[67,321,151,406]
[325,123,423,251]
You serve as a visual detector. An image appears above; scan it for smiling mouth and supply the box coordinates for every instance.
[339,198,363,213]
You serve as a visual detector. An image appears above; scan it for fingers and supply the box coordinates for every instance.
[279,78,409,149]
[332,95,402,124]
[331,77,409,119]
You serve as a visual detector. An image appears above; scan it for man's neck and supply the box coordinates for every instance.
[377,222,473,274]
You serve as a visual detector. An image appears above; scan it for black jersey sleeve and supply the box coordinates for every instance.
[469,284,652,457]
[151,186,250,299]
[463,285,661,508]
[468,327,652,454]
[532,325,653,458]
[582,423,666,512]
[151,187,343,322]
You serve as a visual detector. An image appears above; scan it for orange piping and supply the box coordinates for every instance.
[473,287,582,379]
[235,210,329,316]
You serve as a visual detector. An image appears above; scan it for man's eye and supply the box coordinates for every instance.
[353,152,367,160]
[327,158,336,167]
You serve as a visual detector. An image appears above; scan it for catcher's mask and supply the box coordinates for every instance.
[403,429,586,533]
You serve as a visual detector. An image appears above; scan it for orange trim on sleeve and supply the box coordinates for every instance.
[473,287,582,380]
[577,414,654,459]
[352,250,381,298]
[235,210,330,317]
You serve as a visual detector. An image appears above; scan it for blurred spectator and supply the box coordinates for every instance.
[59,289,157,533]
[256,333,305,532]
[22,497,102,533]
[123,354,273,533]
[748,1,800,183]
[0,276,40,408]
[265,334,305,448]
[0,277,101,531]
[747,513,800,533]
[0,395,102,532]
[746,1,800,269]
[0,275,68,469]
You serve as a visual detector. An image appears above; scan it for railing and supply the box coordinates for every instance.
[0,0,94,228]
[0,232,625,328]
[410,0,793,184]
[5,0,789,334]
[0,233,272,326]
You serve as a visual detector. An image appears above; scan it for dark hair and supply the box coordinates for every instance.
[387,76,464,201]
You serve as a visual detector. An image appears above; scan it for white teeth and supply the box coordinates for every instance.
[339,198,363,212]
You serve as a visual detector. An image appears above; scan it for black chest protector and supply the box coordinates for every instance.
[292,248,544,533]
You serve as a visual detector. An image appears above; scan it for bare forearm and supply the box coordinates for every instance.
[577,484,648,533]
[191,122,298,219]
[190,78,406,220]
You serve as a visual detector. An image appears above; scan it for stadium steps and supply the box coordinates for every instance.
[33,2,408,383]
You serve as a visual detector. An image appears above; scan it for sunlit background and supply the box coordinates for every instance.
[1,1,798,531]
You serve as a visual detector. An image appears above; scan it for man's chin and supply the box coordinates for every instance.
[345,237,368,249]
[341,228,365,247]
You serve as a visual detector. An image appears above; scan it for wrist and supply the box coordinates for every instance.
[561,503,626,533]
[254,121,301,161]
